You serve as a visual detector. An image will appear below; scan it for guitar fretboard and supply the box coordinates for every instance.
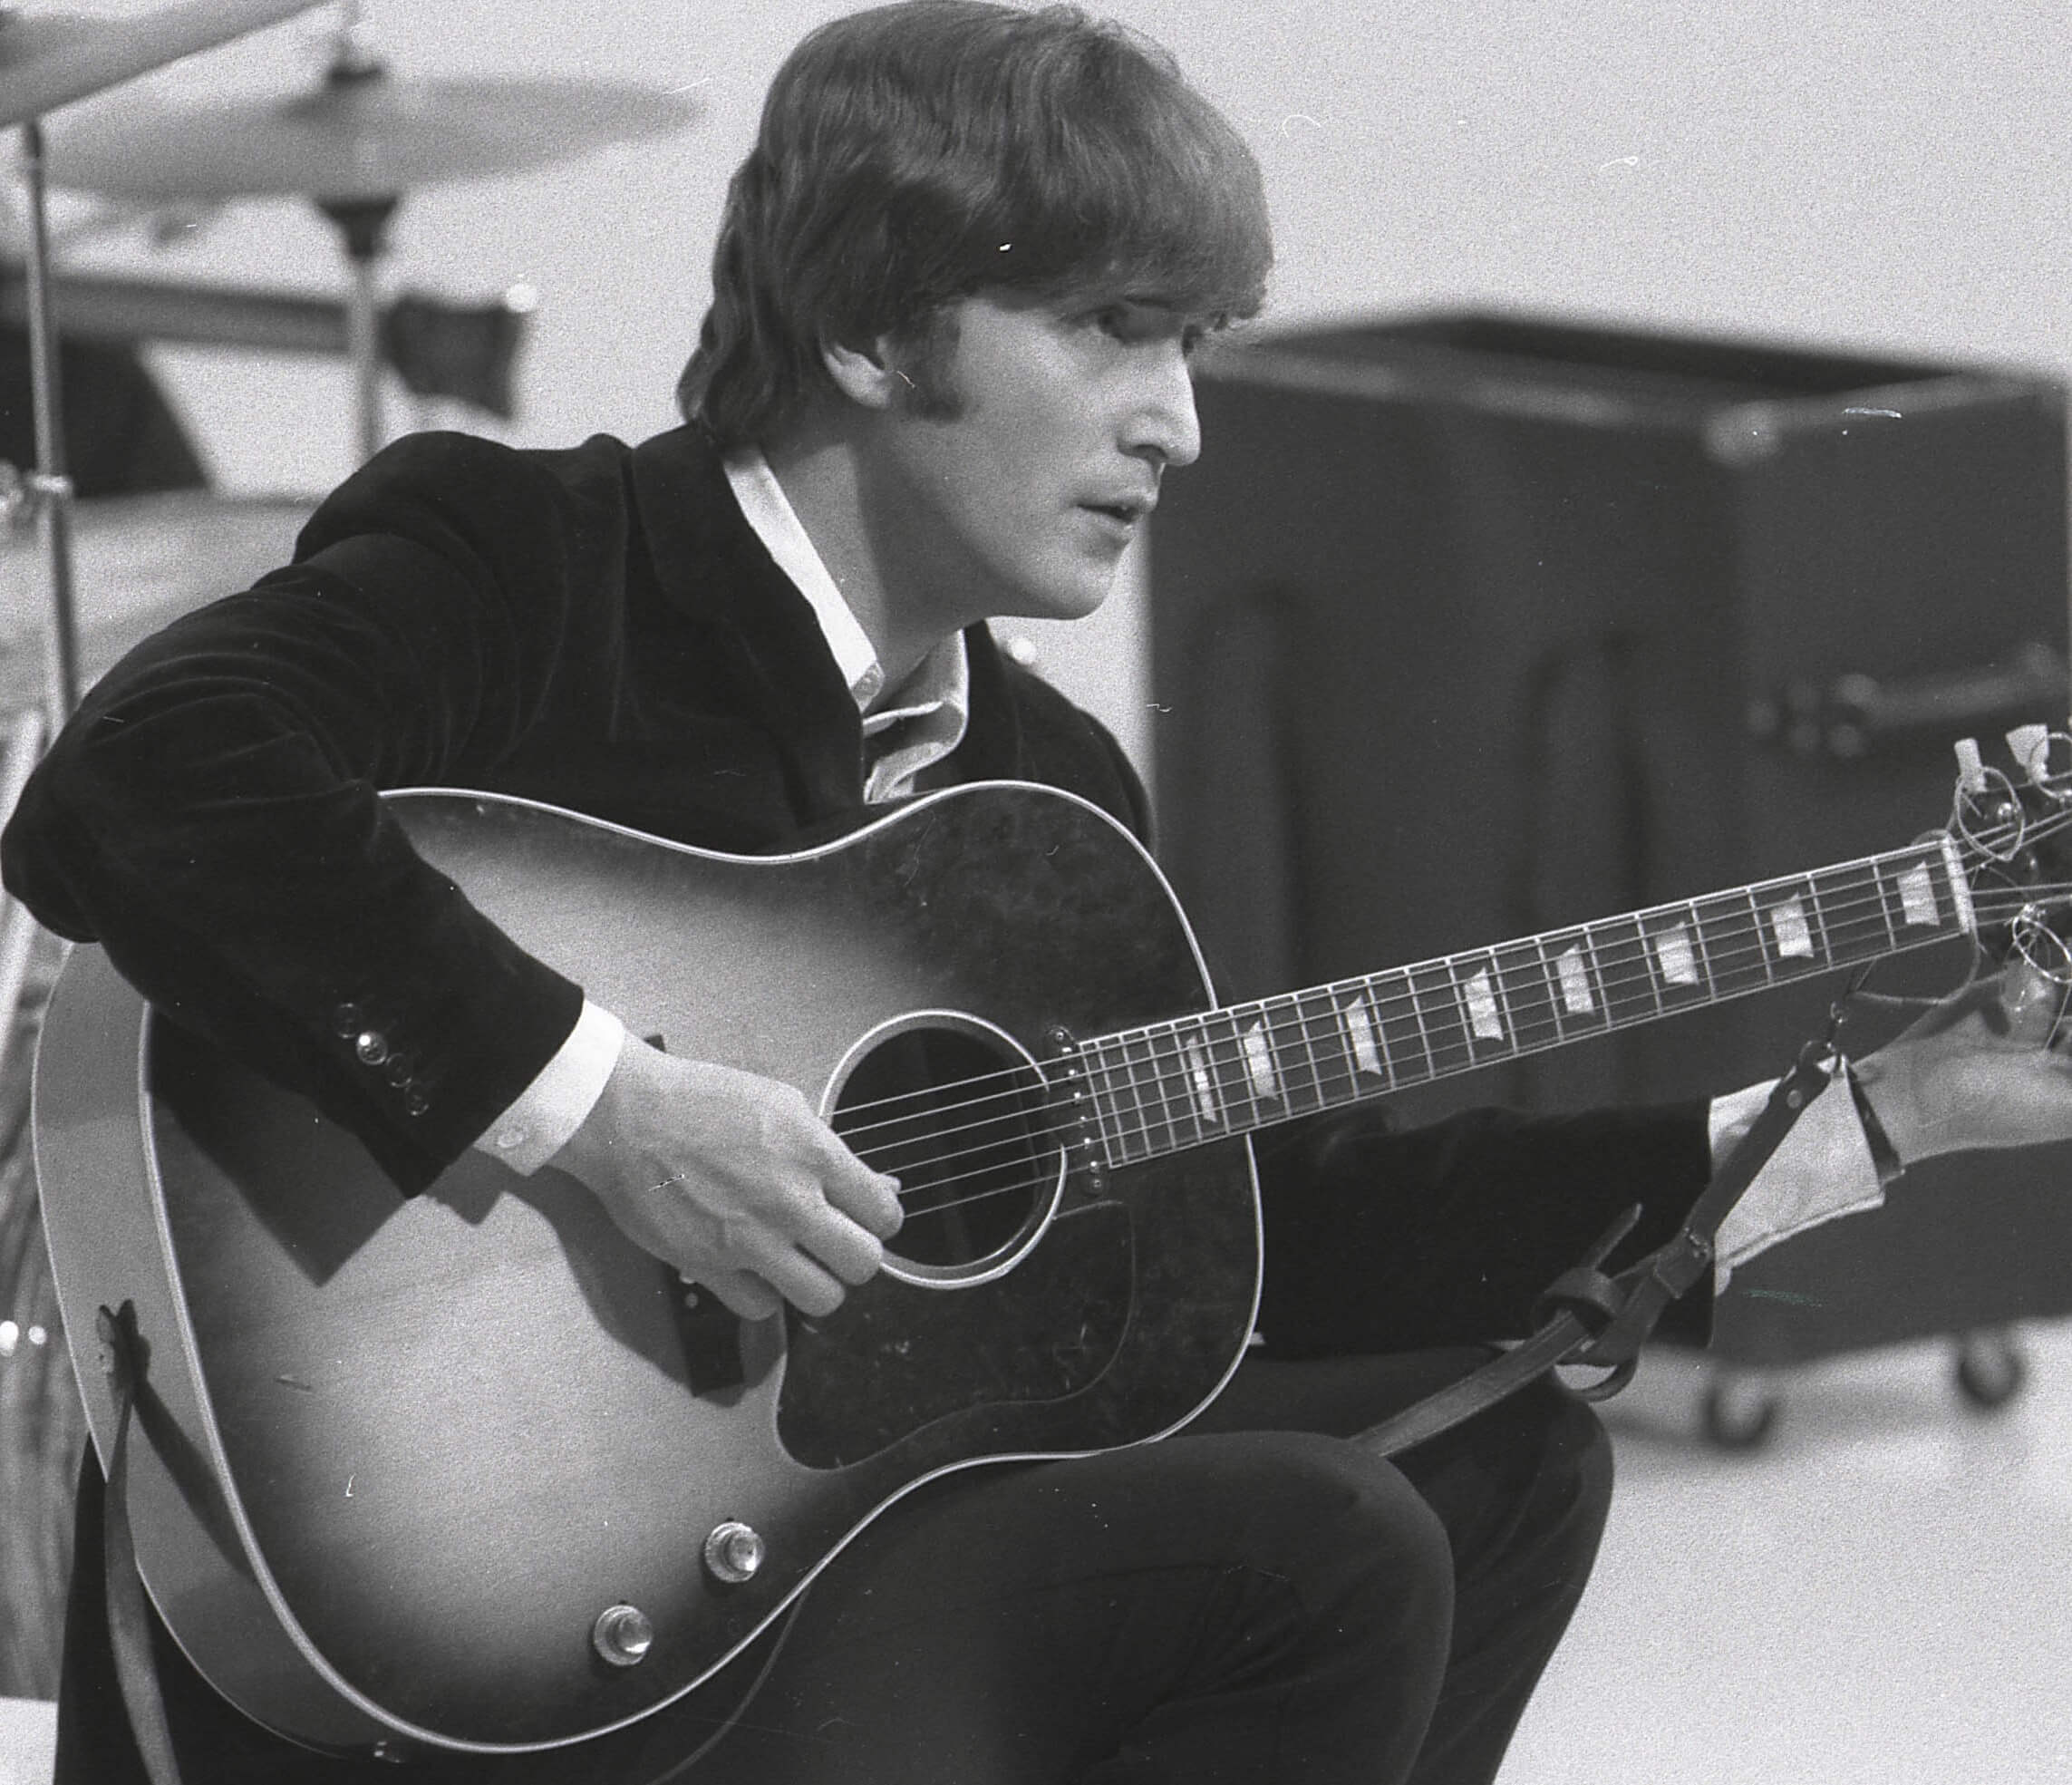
[1079,835,1976,1168]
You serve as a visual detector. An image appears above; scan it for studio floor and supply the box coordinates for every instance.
[1506,1319,2072,1783]
[5,1323,2071,1785]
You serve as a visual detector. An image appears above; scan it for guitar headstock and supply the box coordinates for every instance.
[1951,723,2072,982]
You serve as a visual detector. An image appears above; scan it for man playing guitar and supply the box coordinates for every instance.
[12,5,2072,1781]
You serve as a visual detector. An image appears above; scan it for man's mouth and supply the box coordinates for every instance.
[1082,498,1151,525]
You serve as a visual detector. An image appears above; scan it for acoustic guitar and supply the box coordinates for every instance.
[31,740,2071,1761]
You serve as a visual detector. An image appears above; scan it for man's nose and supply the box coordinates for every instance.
[1127,340,1202,471]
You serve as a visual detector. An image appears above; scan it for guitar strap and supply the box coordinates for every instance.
[95,1300,186,1785]
[1352,1042,1837,1459]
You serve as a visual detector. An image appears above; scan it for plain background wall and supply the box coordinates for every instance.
[29,0,2072,769]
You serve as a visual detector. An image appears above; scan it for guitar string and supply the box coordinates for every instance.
[834,852,2057,1159]
[830,823,2044,1138]
[844,868,2069,1187]
[857,789,2072,1206]
[866,877,2072,1220]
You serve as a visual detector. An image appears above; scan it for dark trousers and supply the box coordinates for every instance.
[55,1349,1612,1784]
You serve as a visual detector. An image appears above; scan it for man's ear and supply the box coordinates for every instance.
[821,335,905,411]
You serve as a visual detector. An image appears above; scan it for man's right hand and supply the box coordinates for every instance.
[551,1034,904,1322]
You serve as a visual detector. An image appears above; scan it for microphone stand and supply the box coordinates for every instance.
[0,114,76,1077]
[14,116,77,726]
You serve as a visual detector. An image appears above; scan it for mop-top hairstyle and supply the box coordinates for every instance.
[678,0,1273,446]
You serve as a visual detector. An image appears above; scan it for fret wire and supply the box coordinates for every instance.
[1302,985,1351,1110]
[1481,948,1517,1058]
[1634,915,1667,1014]
[1870,859,1901,952]
[1175,1018,1225,1136]
[1286,990,1327,1112]
[1084,1037,1136,1167]
[1684,896,1719,999]
[1167,1018,1210,1145]
[1447,953,1487,1064]
[1491,940,1550,1053]
[1226,1001,1275,1130]
[1529,934,1572,1044]
[1692,894,1750,998]
[1360,975,1409,1091]
[1114,1033,1157,1165]
[1404,968,1438,1087]
[1145,1022,1191,1152]
[1803,872,1834,965]
[1252,997,1293,1109]
[1744,888,1777,985]
[1366,979,1401,1091]
[1832,863,1886,957]
[1581,924,1614,1024]
[1221,1006,1263,1133]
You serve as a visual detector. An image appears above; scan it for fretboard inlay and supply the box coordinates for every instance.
[1088,836,1977,1169]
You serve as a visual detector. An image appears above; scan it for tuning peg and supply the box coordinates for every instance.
[1954,736,1988,793]
[2007,724,2053,782]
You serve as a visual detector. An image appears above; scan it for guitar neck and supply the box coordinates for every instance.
[1080,833,1978,1167]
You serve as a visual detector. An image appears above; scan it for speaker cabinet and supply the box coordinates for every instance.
[1150,314,2072,1361]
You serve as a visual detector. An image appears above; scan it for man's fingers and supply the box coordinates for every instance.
[793,1201,888,1286]
[2004,958,2069,1048]
[821,1148,905,1238]
[692,1266,783,1323]
[714,1217,848,1317]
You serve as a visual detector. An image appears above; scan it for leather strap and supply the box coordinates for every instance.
[1354,1043,1836,1459]
[97,1301,185,1785]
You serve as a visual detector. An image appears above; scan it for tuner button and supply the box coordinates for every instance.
[702,1520,766,1585]
[2008,725,2052,782]
[1954,737,1987,794]
[591,1603,654,1668]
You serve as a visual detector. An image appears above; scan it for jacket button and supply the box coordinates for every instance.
[332,1003,362,1038]
[383,1053,413,1086]
[354,1031,391,1067]
[403,1089,431,1117]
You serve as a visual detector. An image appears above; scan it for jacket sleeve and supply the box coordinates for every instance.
[0,432,598,1192]
[1253,1098,1716,1353]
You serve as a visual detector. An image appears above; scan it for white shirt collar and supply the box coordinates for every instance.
[721,444,968,721]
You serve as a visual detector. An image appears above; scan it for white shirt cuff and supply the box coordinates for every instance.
[1707,1066,1887,1283]
[471,1000,626,1176]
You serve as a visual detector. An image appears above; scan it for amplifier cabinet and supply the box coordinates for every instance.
[1150,314,2072,1362]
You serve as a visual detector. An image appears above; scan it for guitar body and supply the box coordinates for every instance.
[34,782,1262,1757]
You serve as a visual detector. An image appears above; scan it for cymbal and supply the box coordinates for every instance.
[0,0,329,131]
[46,67,703,203]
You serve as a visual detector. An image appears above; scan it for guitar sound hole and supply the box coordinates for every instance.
[829,1021,1059,1279]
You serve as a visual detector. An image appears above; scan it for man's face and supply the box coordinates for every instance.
[856,286,1205,633]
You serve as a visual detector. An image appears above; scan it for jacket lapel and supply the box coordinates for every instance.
[629,426,867,820]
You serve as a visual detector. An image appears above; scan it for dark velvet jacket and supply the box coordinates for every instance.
[1,424,1711,1353]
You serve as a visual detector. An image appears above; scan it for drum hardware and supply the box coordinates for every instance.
[1,0,331,728]
[0,9,332,1703]
[0,266,538,421]
[45,8,702,461]
[0,703,42,1084]
[0,3,330,132]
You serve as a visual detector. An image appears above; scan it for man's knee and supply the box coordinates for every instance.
[1184,1430,1457,1647]
[1406,1376,1613,1601]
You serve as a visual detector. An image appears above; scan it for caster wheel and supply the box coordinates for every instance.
[1954,1329,2027,1410]
[1702,1374,1779,1450]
